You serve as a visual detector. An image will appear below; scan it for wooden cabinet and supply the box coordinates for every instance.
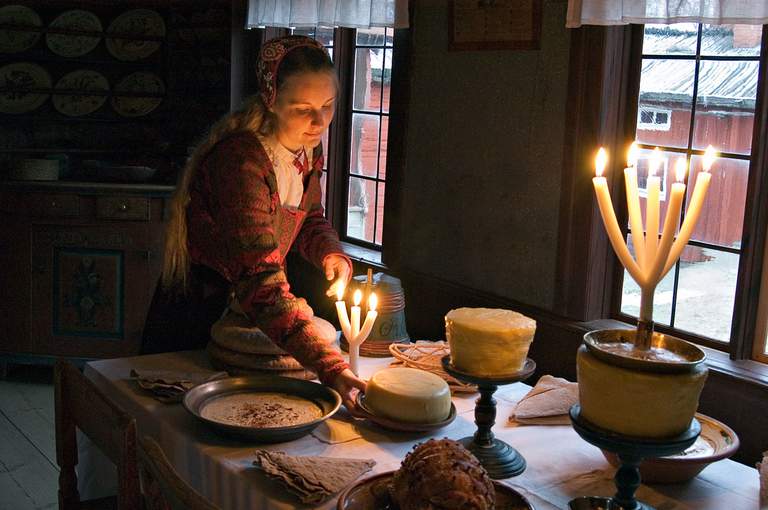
[0,182,171,361]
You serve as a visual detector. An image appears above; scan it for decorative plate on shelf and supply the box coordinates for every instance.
[0,62,51,114]
[111,71,164,117]
[0,5,42,54]
[46,10,102,58]
[52,69,109,117]
[106,9,165,61]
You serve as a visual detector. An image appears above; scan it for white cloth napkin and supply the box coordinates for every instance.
[509,375,578,425]
[759,450,768,509]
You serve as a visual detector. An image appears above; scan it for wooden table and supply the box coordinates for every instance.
[80,350,761,509]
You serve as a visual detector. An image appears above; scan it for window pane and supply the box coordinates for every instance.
[320,170,327,211]
[379,116,389,179]
[636,59,695,149]
[350,113,380,177]
[353,48,380,112]
[674,247,737,341]
[385,27,394,47]
[642,24,697,55]
[347,176,375,242]
[320,130,329,171]
[315,26,334,47]
[701,24,762,57]
[291,27,315,38]
[375,182,385,244]
[692,60,759,155]
[381,49,391,114]
[356,27,385,46]
[620,265,675,325]
[687,155,748,248]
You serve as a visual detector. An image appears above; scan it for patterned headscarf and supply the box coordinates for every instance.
[257,35,328,108]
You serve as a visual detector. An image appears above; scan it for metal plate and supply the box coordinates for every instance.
[356,393,456,433]
[584,329,705,373]
[183,375,341,443]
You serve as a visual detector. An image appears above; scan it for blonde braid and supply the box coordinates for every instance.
[161,96,273,291]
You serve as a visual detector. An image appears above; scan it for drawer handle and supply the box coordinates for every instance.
[118,203,130,212]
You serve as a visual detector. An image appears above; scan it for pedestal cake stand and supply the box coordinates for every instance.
[441,355,535,479]
[569,404,701,510]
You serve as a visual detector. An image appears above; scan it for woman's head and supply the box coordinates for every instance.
[257,36,336,150]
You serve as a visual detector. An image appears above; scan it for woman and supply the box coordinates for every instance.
[142,35,365,408]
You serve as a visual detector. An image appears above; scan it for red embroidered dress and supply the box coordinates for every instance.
[186,131,350,384]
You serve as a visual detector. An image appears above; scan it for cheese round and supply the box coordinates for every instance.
[446,307,536,376]
[364,368,451,424]
[577,345,708,438]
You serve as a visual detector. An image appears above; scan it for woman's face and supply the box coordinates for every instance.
[271,70,336,152]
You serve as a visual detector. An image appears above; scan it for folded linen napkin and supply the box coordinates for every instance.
[509,375,578,425]
[130,368,228,403]
[759,450,768,508]
[253,450,375,504]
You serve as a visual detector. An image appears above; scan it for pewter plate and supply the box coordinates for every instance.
[356,393,456,433]
[584,329,705,373]
[183,375,341,443]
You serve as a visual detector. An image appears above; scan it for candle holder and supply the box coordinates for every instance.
[441,355,535,479]
[569,404,701,510]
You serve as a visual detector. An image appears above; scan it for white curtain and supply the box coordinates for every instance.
[246,0,409,29]
[567,0,768,28]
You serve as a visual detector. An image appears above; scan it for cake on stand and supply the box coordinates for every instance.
[441,355,536,479]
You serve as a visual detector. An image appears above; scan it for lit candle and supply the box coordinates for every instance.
[644,147,663,271]
[592,148,644,284]
[350,289,362,340]
[624,142,646,270]
[662,146,716,277]
[356,292,378,344]
[334,281,352,341]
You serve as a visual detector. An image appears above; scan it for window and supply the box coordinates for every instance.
[618,23,764,352]
[279,26,396,252]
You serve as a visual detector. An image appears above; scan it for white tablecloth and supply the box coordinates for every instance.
[81,350,760,509]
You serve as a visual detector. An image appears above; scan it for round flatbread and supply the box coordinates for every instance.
[106,9,165,61]
[47,10,101,58]
[0,62,50,114]
[0,5,41,54]
[210,312,289,355]
[111,71,164,117]
[209,358,317,380]
[206,342,305,371]
[52,69,108,117]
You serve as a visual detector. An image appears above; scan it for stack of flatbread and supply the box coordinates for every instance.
[253,450,375,504]
[207,310,338,380]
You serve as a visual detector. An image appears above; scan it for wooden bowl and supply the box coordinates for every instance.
[601,413,739,483]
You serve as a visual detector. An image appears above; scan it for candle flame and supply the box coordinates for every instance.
[368,292,378,312]
[627,142,638,168]
[595,148,607,177]
[674,158,688,182]
[335,280,345,301]
[703,145,717,172]
[649,147,663,177]
[353,289,362,306]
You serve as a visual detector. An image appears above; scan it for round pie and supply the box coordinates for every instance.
[0,62,51,114]
[0,5,42,54]
[52,69,109,117]
[106,9,165,61]
[46,10,102,58]
[111,71,164,117]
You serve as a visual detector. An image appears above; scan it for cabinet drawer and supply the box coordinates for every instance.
[29,193,80,218]
[96,196,150,221]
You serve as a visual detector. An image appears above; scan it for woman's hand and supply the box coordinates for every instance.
[331,368,367,416]
[323,254,352,296]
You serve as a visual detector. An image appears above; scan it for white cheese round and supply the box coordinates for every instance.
[365,368,451,424]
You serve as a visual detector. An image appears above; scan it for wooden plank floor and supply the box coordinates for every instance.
[0,365,58,510]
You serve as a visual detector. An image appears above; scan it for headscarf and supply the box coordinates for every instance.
[256,35,328,108]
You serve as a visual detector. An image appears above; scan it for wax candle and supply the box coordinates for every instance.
[351,289,362,340]
[334,281,352,341]
[662,146,716,277]
[593,148,644,284]
[356,293,378,344]
[644,148,663,272]
[624,142,646,270]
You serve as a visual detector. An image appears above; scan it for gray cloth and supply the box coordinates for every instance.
[130,368,228,402]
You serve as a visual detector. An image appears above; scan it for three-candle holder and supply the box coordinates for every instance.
[441,355,535,479]
[569,404,700,510]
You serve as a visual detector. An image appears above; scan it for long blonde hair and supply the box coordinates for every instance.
[161,96,271,291]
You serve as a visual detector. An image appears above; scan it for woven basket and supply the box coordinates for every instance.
[389,341,476,394]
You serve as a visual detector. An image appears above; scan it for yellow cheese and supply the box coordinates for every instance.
[446,307,536,376]
[577,345,708,438]
[365,368,451,424]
